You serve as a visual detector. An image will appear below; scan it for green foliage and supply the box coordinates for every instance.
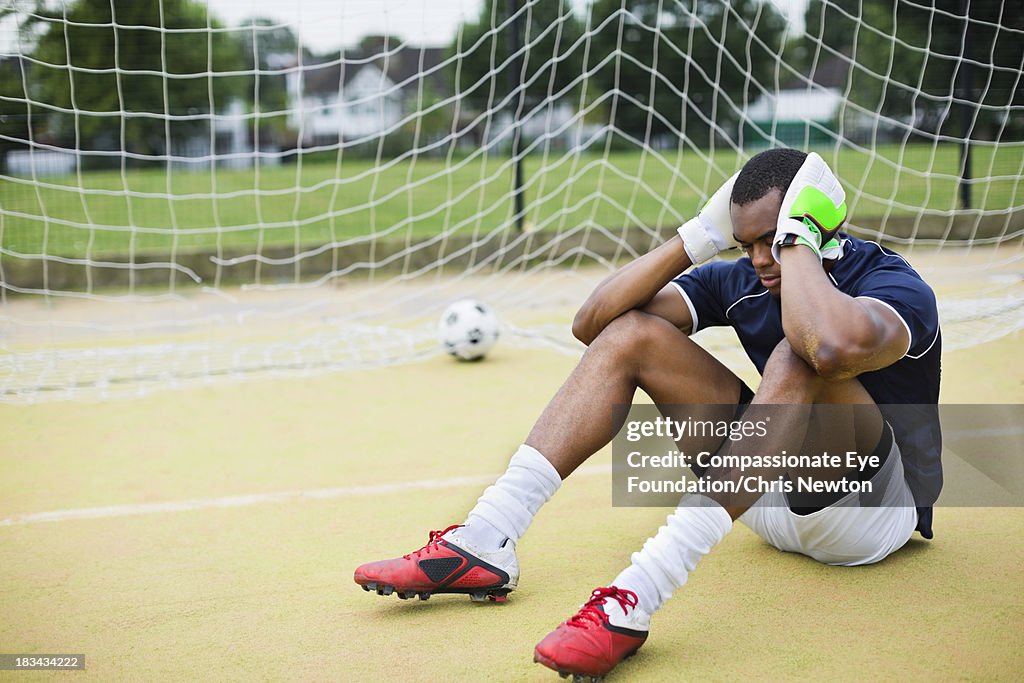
[448,1,585,112]
[30,0,247,157]
[448,0,787,145]
[802,0,1024,140]
[238,17,300,146]
[585,0,787,145]
[0,8,42,171]
[401,80,455,149]
[0,57,30,171]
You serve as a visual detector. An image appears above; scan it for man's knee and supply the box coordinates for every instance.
[756,339,826,403]
[588,310,670,359]
[588,310,696,374]
[758,339,876,406]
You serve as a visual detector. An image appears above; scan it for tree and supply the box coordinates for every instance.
[448,1,586,113]
[0,56,31,173]
[358,34,403,55]
[240,16,300,61]
[801,0,1024,140]
[586,0,787,146]
[30,0,247,158]
[238,17,300,147]
[400,79,456,152]
[0,6,52,171]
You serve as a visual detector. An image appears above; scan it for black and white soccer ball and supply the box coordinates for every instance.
[439,298,499,361]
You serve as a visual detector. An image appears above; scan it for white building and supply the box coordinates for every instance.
[286,47,445,147]
[743,53,902,147]
[285,46,600,153]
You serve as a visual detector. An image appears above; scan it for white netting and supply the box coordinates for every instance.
[0,0,1021,402]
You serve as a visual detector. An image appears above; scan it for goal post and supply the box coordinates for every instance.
[0,0,1021,401]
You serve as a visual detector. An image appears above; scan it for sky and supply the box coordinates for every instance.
[206,0,808,53]
[206,0,483,54]
[1,0,810,56]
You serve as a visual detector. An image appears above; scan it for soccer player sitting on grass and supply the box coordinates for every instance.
[354,148,942,680]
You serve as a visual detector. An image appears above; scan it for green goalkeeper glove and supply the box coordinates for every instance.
[771,153,847,262]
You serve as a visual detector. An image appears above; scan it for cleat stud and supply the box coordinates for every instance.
[381,585,394,596]
[469,591,487,602]
[488,594,508,603]
[559,673,569,680]
[418,593,431,601]
[399,591,417,600]
[361,585,371,592]
[376,586,385,595]
[573,675,584,683]
[366,582,377,591]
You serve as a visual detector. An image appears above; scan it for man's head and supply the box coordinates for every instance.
[731,148,808,206]
[729,148,809,296]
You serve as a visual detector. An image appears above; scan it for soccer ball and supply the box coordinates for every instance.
[439,299,499,361]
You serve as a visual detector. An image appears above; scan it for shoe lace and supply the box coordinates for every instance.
[402,524,462,560]
[566,586,639,630]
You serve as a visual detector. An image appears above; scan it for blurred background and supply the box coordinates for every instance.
[0,0,1020,400]
[0,4,1021,680]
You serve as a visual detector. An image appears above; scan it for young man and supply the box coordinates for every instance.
[354,149,942,680]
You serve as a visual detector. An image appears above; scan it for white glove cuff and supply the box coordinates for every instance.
[678,216,726,266]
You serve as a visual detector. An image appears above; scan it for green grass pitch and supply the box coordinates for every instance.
[2,144,1020,258]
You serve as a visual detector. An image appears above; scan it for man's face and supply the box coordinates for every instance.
[731,190,783,297]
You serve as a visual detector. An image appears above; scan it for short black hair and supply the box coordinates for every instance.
[731,148,808,205]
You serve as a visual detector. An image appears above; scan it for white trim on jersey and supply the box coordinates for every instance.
[864,239,913,268]
[906,327,941,360]
[856,296,914,358]
[858,241,940,359]
[725,289,770,318]
[671,281,700,332]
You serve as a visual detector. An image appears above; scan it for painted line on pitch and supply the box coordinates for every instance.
[0,463,613,527]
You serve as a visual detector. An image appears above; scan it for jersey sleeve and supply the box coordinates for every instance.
[670,262,731,333]
[853,266,940,359]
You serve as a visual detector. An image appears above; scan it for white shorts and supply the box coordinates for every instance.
[738,430,917,566]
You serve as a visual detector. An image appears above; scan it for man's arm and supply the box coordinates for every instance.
[771,153,910,380]
[572,237,693,345]
[777,246,910,381]
[573,171,741,345]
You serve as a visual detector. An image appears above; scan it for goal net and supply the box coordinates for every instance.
[0,0,1021,401]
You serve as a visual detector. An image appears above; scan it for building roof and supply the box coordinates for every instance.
[746,52,854,123]
[782,51,853,90]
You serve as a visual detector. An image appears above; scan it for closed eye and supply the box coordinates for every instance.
[736,231,775,256]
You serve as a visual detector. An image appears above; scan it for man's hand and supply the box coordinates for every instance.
[677,172,740,265]
[771,153,846,262]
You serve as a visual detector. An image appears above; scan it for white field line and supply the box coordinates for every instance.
[0,463,614,527]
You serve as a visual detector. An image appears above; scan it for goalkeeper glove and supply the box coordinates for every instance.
[771,152,847,262]
[677,172,740,265]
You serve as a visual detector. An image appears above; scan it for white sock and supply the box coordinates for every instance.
[454,444,562,551]
[612,495,733,616]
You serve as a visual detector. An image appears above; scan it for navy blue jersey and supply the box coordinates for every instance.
[672,236,942,513]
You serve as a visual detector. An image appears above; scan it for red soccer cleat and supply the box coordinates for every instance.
[353,524,518,602]
[533,586,650,681]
